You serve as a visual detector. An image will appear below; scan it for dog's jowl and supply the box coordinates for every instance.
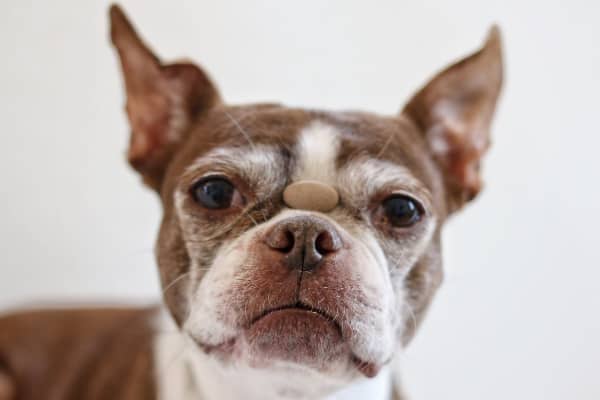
[0,5,503,400]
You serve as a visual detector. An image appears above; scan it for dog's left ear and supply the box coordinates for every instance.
[402,27,503,211]
[109,5,221,190]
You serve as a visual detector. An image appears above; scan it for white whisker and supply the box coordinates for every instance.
[224,110,256,149]
[404,302,418,337]
[376,132,394,158]
[163,272,191,296]
[244,210,259,227]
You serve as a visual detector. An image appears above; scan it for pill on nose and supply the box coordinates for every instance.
[283,180,339,212]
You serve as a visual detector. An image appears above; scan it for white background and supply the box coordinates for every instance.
[1,1,599,399]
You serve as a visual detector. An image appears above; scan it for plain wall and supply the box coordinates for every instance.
[1,1,599,399]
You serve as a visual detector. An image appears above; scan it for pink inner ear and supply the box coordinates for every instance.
[126,92,171,165]
[429,117,487,201]
[110,5,222,189]
[402,27,502,207]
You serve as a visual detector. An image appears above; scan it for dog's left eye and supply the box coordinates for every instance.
[191,177,240,209]
[381,195,422,227]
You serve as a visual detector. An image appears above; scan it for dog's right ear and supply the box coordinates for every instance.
[109,5,221,190]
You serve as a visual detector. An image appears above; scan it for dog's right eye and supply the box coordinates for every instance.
[191,177,240,209]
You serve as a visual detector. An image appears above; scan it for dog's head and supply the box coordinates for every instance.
[110,5,502,392]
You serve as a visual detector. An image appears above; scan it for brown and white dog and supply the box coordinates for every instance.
[0,5,503,400]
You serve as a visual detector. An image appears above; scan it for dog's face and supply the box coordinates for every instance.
[110,5,502,393]
[162,108,443,382]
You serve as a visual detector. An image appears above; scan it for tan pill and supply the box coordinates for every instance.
[283,180,339,212]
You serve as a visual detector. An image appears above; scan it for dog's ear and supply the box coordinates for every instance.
[109,5,221,190]
[402,27,503,212]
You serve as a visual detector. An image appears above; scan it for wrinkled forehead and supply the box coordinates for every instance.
[169,105,442,211]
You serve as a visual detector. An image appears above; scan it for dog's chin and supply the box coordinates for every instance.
[244,307,346,370]
[192,306,383,378]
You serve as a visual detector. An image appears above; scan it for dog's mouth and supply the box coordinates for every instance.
[248,301,342,335]
[243,302,381,377]
[243,301,346,370]
[192,302,382,378]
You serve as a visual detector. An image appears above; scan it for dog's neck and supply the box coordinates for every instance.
[153,309,392,400]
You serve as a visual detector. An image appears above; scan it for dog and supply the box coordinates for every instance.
[0,5,503,400]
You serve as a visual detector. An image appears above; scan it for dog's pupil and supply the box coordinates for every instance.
[383,195,421,227]
[194,178,234,209]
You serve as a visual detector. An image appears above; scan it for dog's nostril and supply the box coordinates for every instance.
[266,228,295,253]
[281,231,295,253]
[314,231,340,255]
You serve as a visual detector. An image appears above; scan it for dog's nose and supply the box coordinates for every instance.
[265,216,343,271]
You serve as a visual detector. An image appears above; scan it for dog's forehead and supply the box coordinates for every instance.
[199,105,426,162]
[166,104,442,208]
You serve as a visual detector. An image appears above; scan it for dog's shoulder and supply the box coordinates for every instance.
[0,306,160,400]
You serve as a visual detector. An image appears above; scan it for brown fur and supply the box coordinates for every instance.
[0,308,157,400]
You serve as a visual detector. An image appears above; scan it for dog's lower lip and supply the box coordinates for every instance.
[250,306,387,378]
[248,308,382,378]
[249,302,342,335]
[193,308,384,378]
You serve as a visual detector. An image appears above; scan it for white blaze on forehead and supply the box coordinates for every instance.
[293,121,341,185]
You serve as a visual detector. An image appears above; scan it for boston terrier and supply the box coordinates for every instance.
[0,5,503,400]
